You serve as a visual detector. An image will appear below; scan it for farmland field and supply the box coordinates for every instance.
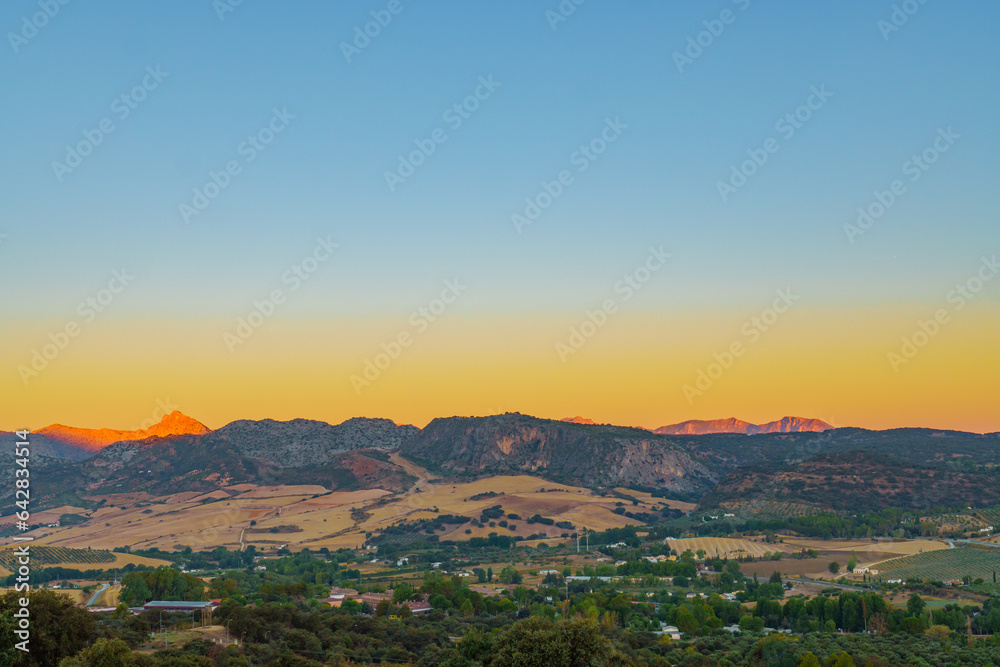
[876,545,1000,582]
[973,507,1000,531]
[5,467,654,552]
[0,547,170,576]
[0,545,114,569]
[665,537,788,559]
[716,499,823,520]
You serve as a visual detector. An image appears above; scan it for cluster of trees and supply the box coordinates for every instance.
[1,562,153,586]
[120,544,268,572]
[7,552,1000,667]
[27,593,1000,666]
[667,506,1000,541]
[119,567,206,606]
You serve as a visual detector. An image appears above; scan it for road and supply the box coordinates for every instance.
[389,452,437,496]
[955,538,1000,548]
[86,583,108,607]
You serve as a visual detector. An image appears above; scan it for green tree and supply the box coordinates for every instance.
[392,583,415,603]
[748,634,799,667]
[492,618,611,667]
[675,607,699,634]
[738,615,765,633]
[828,561,841,575]
[58,637,148,666]
[847,552,858,573]
[0,590,95,667]
[907,593,926,618]
[498,566,522,584]
[824,653,856,667]
[799,652,821,667]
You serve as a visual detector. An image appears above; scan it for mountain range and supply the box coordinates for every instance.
[35,411,210,453]
[653,416,832,435]
[5,412,997,517]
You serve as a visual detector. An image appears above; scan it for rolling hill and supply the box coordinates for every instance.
[6,418,419,509]
[698,450,1000,514]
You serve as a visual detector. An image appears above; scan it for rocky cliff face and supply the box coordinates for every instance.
[402,413,714,496]
[211,417,419,467]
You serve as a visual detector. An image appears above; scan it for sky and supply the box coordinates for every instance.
[2,1,998,433]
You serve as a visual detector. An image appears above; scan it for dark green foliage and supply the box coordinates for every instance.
[120,567,206,606]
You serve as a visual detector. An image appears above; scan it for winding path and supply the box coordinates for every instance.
[86,583,108,607]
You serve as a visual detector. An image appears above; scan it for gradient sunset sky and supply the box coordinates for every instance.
[2,1,998,433]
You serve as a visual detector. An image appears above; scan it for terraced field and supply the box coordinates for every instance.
[0,545,114,570]
[973,507,1000,529]
[876,546,1000,582]
[717,499,823,520]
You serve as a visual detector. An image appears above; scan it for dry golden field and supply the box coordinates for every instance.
[13,459,659,553]
[612,489,696,512]
[0,505,89,527]
[664,537,787,559]
[663,536,952,579]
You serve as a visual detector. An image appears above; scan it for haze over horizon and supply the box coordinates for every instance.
[3,2,998,433]
[8,409,998,437]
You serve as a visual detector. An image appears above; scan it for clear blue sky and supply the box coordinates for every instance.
[3,0,997,320]
[3,2,1000,436]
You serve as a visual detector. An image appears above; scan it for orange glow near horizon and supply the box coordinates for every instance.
[3,303,999,434]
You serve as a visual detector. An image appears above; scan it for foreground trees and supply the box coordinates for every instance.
[0,590,95,666]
